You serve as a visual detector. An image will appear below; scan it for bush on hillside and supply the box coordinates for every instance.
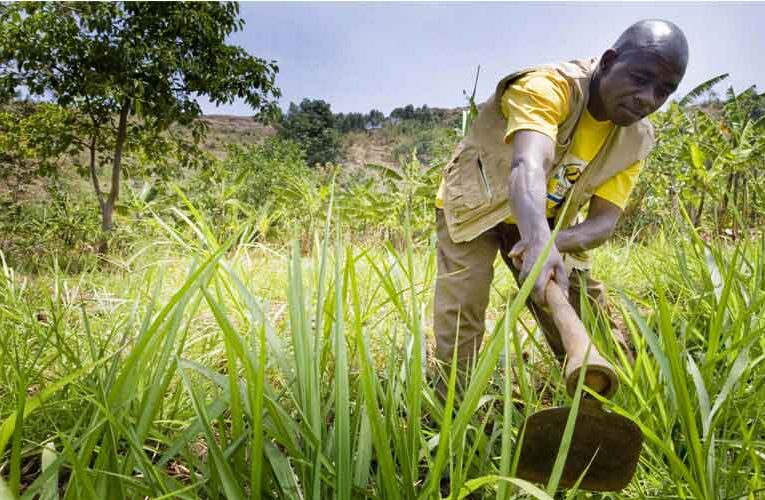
[278,99,342,167]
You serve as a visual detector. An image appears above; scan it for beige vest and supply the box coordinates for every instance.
[442,58,655,243]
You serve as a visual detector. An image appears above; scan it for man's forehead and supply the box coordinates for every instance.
[621,50,684,83]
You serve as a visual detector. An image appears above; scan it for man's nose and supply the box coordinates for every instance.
[635,87,657,113]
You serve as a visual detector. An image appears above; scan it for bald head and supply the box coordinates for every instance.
[613,19,689,75]
[589,19,689,126]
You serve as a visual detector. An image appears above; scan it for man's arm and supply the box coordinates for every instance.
[508,130,569,305]
[555,195,622,253]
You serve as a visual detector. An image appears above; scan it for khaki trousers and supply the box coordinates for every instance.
[433,209,616,368]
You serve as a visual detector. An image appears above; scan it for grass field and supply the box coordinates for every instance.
[1,210,763,499]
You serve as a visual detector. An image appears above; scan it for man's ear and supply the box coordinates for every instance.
[599,48,618,74]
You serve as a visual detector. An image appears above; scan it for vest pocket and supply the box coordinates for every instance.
[443,144,492,214]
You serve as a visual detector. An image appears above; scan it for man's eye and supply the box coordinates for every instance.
[631,74,648,85]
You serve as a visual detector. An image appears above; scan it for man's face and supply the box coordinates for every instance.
[597,49,684,126]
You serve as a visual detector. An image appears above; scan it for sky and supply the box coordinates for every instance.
[198,2,765,116]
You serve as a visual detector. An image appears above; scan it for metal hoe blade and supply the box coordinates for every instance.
[516,401,643,491]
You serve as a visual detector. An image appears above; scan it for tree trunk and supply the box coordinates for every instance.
[98,97,130,254]
[88,133,108,254]
[88,135,103,211]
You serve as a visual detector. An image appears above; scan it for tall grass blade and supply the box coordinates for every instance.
[177,358,245,500]
[687,354,711,437]
[656,284,708,498]
[251,321,268,498]
[497,301,515,500]
[706,339,752,433]
[350,260,398,498]
[545,342,591,495]
[0,353,114,456]
[334,230,352,500]
[264,440,304,499]
[451,475,554,500]
[352,406,372,490]
[403,194,423,498]
[220,264,292,376]
[422,329,460,499]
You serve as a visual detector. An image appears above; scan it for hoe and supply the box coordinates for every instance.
[515,281,643,492]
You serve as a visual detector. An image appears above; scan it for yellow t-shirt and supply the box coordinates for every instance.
[435,70,643,223]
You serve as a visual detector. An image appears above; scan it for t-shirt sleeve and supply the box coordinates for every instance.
[592,160,644,209]
[501,70,571,144]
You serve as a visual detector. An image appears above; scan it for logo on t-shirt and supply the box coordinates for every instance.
[546,154,586,211]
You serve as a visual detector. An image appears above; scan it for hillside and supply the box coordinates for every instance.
[198,114,399,169]
[199,106,463,170]
[198,115,277,154]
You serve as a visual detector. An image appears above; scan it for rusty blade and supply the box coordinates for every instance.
[516,401,643,491]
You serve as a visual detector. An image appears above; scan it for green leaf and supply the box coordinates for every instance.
[449,475,554,500]
[0,475,14,500]
[679,73,729,107]
[40,441,59,500]
[689,141,706,171]
[706,341,751,434]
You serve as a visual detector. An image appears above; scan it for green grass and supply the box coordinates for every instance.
[0,209,764,499]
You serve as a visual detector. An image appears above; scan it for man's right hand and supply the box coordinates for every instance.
[509,236,569,306]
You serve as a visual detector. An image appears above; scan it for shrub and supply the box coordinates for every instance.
[184,137,314,241]
[278,99,342,166]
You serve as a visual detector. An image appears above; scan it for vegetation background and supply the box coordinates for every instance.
[1,2,764,499]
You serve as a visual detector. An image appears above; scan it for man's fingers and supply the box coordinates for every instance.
[515,241,567,306]
[509,240,526,257]
[509,241,526,270]
[512,255,523,269]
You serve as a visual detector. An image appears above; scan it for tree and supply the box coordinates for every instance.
[390,104,415,122]
[367,109,385,128]
[0,2,280,251]
[0,101,77,202]
[279,99,341,166]
[334,111,366,133]
[333,109,387,133]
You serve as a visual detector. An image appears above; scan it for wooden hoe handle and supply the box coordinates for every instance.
[545,281,619,399]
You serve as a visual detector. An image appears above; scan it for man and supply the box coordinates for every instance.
[433,19,689,380]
